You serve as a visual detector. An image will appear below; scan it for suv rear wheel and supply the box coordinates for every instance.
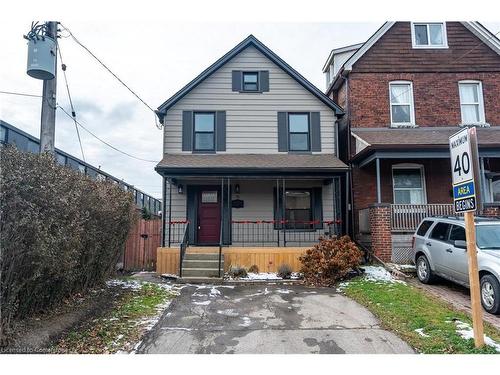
[480,274,500,315]
[416,255,435,284]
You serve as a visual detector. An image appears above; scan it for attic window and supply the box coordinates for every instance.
[243,72,259,91]
[412,22,447,48]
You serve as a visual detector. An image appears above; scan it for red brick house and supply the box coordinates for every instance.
[324,22,500,263]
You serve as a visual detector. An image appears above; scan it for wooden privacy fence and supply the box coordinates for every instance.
[123,218,161,271]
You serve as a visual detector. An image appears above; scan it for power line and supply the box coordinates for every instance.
[57,105,159,163]
[57,41,85,162]
[0,90,42,98]
[59,23,162,130]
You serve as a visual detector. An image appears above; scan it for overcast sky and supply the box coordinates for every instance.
[1,19,499,198]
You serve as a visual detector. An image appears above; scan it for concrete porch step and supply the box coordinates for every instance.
[184,253,224,261]
[182,268,222,278]
[183,259,222,268]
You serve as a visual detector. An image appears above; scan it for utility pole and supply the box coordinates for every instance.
[39,21,58,154]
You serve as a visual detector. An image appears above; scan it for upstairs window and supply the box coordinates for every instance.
[412,22,447,48]
[459,81,485,124]
[194,112,215,151]
[288,113,310,151]
[389,81,415,126]
[242,72,259,91]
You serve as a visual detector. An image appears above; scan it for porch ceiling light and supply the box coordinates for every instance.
[234,184,240,194]
[177,184,184,194]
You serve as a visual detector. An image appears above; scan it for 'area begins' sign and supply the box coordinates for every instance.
[449,128,477,213]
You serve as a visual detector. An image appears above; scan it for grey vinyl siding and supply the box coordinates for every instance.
[164,46,336,154]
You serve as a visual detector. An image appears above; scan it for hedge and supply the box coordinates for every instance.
[0,146,136,345]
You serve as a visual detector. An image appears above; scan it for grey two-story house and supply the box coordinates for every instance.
[155,35,347,277]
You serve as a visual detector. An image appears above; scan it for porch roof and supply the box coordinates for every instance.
[155,153,348,176]
[352,126,500,166]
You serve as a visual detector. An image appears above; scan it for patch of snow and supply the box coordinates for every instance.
[209,287,221,297]
[414,328,430,338]
[193,300,211,306]
[217,309,239,317]
[161,327,193,331]
[195,285,234,289]
[246,288,271,297]
[362,266,406,284]
[452,320,500,352]
[106,279,143,290]
[160,273,178,279]
[276,289,292,294]
[233,272,302,281]
[238,317,251,327]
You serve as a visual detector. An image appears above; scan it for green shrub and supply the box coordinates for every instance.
[0,146,136,345]
[299,236,363,286]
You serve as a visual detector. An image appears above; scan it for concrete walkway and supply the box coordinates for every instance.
[138,283,414,354]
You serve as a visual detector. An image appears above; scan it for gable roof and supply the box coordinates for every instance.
[325,21,500,95]
[156,35,344,121]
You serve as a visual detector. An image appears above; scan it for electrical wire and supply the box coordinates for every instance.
[57,41,86,162]
[59,23,162,130]
[0,90,42,98]
[57,105,159,163]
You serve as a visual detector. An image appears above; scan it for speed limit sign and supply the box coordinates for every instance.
[449,127,477,213]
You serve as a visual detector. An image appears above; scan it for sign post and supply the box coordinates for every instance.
[449,127,484,348]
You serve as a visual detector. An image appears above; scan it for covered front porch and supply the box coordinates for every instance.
[351,126,500,263]
[155,153,348,277]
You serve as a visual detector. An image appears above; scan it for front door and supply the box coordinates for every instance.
[197,188,221,244]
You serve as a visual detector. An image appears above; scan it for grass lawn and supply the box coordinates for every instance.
[54,279,176,354]
[343,276,500,354]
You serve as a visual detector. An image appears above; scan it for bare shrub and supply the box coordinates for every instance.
[227,265,247,278]
[277,264,292,279]
[247,264,259,273]
[299,236,363,286]
[0,147,136,345]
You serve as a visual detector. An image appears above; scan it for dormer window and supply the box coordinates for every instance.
[412,22,447,48]
[242,72,259,91]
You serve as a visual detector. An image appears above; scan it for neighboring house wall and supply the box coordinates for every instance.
[163,46,337,154]
[348,71,500,128]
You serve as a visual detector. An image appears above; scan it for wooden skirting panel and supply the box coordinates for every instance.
[157,247,180,275]
[156,247,310,275]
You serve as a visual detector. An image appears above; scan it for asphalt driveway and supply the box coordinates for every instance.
[138,283,413,354]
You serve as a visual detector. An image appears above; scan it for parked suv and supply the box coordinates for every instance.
[412,216,500,315]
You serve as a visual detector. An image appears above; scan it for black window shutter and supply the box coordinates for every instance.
[310,112,321,152]
[273,187,284,229]
[232,70,242,91]
[259,71,269,92]
[277,112,288,152]
[312,187,323,229]
[216,111,226,151]
[182,111,193,151]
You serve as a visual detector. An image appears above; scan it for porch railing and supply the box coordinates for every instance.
[169,221,188,245]
[231,220,340,247]
[178,222,189,278]
[391,204,456,232]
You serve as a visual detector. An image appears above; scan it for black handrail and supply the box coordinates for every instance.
[218,223,223,278]
[179,222,189,278]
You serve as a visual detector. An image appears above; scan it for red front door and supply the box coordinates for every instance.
[197,189,221,244]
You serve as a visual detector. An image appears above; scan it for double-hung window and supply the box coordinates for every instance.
[392,166,426,204]
[458,81,485,125]
[389,82,415,126]
[412,22,447,48]
[242,72,259,91]
[288,113,310,151]
[194,112,215,151]
[285,189,312,229]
